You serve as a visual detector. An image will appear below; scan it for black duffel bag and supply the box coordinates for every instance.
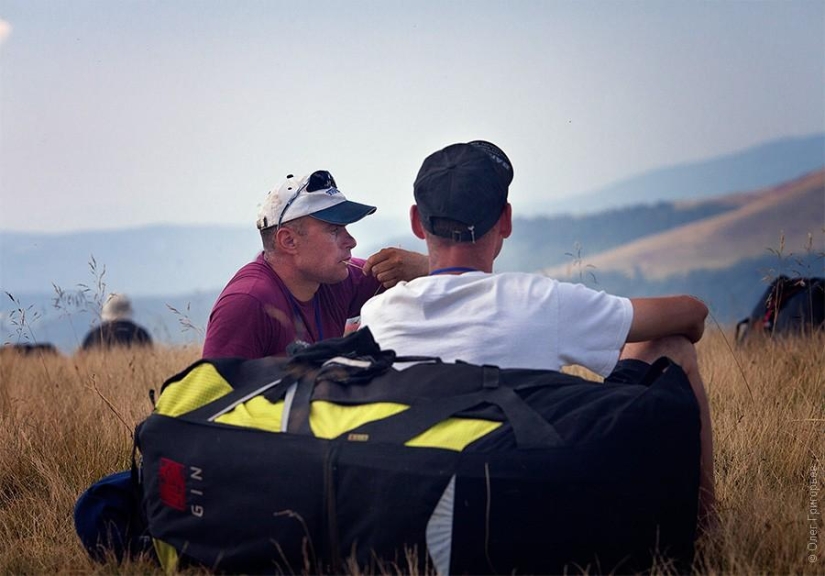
[136,328,700,575]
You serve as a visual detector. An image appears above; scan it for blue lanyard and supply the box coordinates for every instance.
[287,294,324,342]
[429,266,479,276]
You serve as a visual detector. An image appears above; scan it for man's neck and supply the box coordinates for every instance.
[428,244,494,274]
[263,252,320,302]
[427,253,493,275]
[425,230,499,275]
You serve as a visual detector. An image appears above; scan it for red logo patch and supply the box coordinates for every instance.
[158,457,186,511]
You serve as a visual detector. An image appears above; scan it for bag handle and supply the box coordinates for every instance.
[342,386,564,449]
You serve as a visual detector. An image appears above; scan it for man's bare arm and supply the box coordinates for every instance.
[627,295,708,344]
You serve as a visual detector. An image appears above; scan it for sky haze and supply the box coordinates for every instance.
[1,0,823,235]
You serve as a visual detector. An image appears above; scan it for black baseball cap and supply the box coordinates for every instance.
[413,140,513,242]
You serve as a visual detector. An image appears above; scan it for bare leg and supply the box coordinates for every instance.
[621,336,717,533]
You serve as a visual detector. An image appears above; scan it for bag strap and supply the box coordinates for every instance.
[289,327,390,364]
[394,355,444,364]
[342,386,563,449]
[286,373,315,435]
[183,374,298,422]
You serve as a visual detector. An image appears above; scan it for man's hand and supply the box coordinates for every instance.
[363,248,429,288]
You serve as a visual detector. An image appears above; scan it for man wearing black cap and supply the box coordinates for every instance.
[203,170,427,359]
[359,141,715,529]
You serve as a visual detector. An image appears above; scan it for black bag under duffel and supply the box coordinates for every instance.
[135,328,700,575]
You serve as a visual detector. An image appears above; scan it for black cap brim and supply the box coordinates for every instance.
[311,200,377,225]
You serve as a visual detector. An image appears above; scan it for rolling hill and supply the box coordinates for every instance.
[543,169,824,280]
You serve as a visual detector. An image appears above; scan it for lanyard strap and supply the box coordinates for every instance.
[429,266,479,276]
[288,294,324,342]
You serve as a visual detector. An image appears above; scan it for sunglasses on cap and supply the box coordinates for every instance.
[277,170,338,229]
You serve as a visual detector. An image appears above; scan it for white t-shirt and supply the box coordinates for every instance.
[359,271,633,377]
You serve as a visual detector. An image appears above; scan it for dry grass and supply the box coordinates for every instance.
[693,330,824,575]
[0,344,201,574]
[0,330,823,575]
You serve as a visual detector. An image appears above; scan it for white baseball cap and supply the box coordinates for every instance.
[101,293,133,322]
[256,170,377,230]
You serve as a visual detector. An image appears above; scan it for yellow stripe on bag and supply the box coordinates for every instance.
[214,400,405,436]
[309,401,502,451]
[310,401,409,439]
[152,538,180,575]
[406,418,502,451]
[216,397,286,432]
[156,375,504,450]
[154,363,233,417]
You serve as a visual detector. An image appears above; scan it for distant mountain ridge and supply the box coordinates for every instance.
[543,168,825,280]
[1,225,262,296]
[544,132,825,214]
[496,198,736,273]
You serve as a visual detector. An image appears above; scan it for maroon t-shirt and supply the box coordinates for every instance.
[202,253,381,359]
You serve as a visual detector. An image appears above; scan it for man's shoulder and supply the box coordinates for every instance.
[231,254,271,279]
[375,272,558,305]
[221,257,281,296]
[491,271,555,283]
[453,271,560,289]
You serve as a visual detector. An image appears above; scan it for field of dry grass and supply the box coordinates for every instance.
[0,328,823,575]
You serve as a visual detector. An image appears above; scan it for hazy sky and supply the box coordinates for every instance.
[1,0,823,236]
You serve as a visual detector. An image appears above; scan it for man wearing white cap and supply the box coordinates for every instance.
[82,293,152,350]
[203,170,427,359]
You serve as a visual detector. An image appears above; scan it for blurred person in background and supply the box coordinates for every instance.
[81,293,152,350]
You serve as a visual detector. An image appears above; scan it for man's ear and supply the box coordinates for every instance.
[499,203,513,239]
[275,227,300,254]
[410,205,426,239]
